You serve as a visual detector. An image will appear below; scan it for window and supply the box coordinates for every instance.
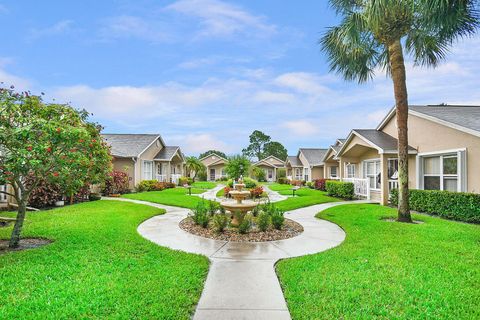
[363,160,381,189]
[221,169,226,176]
[330,166,338,178]
[346,164,355,178]
[304,167,310,181]
[422,154,458,191]
[387,159,398,180]
[143,161,153,180]
[157,163,163,175]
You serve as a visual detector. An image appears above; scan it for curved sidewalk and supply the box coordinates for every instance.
[104,195,370,320]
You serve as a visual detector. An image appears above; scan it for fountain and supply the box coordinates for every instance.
[220,176,258,226]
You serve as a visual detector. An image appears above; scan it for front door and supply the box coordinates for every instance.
[268,169,273,181]
[210,168,216,181]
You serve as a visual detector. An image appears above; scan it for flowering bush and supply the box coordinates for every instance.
[250,186,264,199]
[290,180,304,186]
[26,176,63,208]
[223,186,231,198]
[314,178,328,191]
[103,170,129,195]
[136,180,176,192]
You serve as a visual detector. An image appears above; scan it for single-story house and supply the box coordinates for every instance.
[200,153,228,181]
[336,105,480,205]
[102,134,185,189]
[322,138,345,179]
[285,148,328,182]
[251,155,285,182]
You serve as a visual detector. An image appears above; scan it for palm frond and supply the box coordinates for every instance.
[320,12,383,83]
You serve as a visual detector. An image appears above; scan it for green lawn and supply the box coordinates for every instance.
[123,187,210,209]
[0,200,209,319]
[276,204,480,319]
[191,181,217,189]
[268,184,339,211]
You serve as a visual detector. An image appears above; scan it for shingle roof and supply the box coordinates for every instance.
[410,105,480,133]
[354,129,416,152]
[337,138,346,144]
[332,145,342,153]
[155,146,182,161]
[102,134,161,158]
[287,156,303,167]
[299,148,328,166]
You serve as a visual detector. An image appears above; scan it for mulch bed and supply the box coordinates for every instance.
[180,217,303,242]
[0,238,52,254]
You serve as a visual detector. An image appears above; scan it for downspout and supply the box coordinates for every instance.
[132,157,137,188]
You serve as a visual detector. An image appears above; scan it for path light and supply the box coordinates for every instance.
[292,186,300,197]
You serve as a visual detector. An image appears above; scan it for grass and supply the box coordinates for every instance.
[276,204,480,319]
[122,187,211,209]
[268,183,339,211]
[0,200,209,319]
[191,181,217,189]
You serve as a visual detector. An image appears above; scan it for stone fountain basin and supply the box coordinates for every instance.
[229,190,250,197]
[221,202,258,213]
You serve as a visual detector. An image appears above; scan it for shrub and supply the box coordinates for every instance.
[271,208,285,230]
[250,186,264,199]
[165,182,176,189]
[291,180,304,186]
[207,201,220,216]
[223,186,231,198]
[197,171,207,181]
[191,202,209,228]
[216,176,228,181]
[277,177,290,184]
[314,178,328,191]
[178,176,193,186]
[326,180,354,200]
[226,177,258,189]
[27,177,62,208]
[306,181,314,189]
[213,213,229,233]
[136,180,161,192]
[238,214,253,234]
[88,193,102,201]
[257,211,270,232]
[251,166,266,182]
[390,189,480,223]
[103,170,129,195]
[277,168,286,179]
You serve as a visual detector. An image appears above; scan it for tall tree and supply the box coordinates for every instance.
[0,88,111,247]
[321,0,478,222]
[185,156,205,182]
[199,150,227,159]
[225,155,251,180]
[242,130,271,160]
[263,141,288,161]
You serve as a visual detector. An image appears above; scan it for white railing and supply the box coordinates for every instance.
[171,174,182,185]
[0,185,7,202]
[388,180,399,191]
[156,174,168,182]
[343,178,370,199]
[328,176,341,180]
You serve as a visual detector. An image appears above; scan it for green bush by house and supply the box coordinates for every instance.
[326,181,354,200]
[390,189,480,223]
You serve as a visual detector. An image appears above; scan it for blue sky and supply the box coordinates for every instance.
[2,0,480,156]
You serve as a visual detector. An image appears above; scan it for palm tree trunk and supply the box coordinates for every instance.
[388,40,412,223]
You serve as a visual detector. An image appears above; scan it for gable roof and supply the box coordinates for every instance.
[338,129,416,156]
[377,105,480,137]
[286,156,303,167]
[154,146,183,161]
[102,134,164,158]
[299,148,328,166]
[199,152,228,162]
[253,155,285,168]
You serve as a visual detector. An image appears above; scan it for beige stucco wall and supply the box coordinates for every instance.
[112,158,136,189]
[298,152,309,167]
[311,166,324,180]
[207,163,226,181]
[201,154,227,167]
[382,113,480,193]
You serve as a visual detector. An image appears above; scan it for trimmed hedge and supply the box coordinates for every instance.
[390,189,480,223]
[326,180,354,200]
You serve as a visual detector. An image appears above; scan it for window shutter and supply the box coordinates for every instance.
[458,150,467,192]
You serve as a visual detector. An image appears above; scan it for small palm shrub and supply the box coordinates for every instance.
[207,201,220,216]
[271,208,285,230]
[257,211,271,232]
[238,214,253,234]
[191,202,209,228]
[213,213,229,233]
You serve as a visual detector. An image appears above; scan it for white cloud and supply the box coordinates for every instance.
[170,133,232,154]
[99,15,171,42]
[253,91,296,104]
[0,68,31,90]
[274,72,331,95]
[166,0,276,38]
[28,20,76,40]
[282,120,319,136]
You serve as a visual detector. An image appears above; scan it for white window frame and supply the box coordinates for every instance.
[304,167,310,181]
[143,160,154,180]
[345,164,355,178]
[330,166,338,178]
[363,159,381,190]
[417,149,466,192]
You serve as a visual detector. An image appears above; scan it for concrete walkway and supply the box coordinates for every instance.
[104,192,370,320]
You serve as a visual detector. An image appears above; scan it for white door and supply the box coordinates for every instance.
[210,168,216,181]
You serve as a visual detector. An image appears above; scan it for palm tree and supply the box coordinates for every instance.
[321,0,478,222]
[185,156,205,182]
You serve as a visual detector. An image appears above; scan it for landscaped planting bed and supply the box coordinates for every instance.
[0,201,209,319]
[180,216,303,242]
[277,203,480,319]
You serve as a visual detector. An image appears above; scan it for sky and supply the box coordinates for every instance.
[1,0,480,156]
